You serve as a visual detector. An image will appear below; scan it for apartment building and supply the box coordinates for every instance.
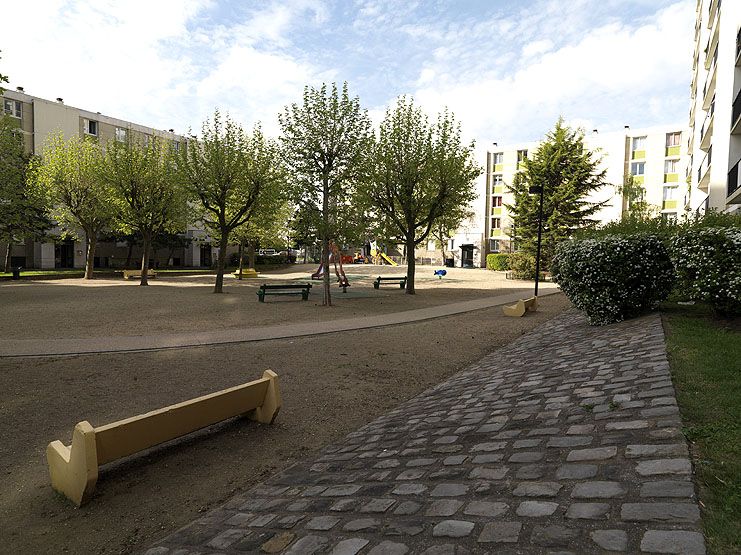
[1,88,214,269]
[480,126,689,260]
[687,0,741,212]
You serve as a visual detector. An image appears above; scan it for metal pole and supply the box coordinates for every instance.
[534,185,544,297]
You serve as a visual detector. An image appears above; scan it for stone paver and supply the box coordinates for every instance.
[146,311,705,554]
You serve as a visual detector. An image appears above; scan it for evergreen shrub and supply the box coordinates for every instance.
[486,253,510,271]
[552,235,675,325]
[671,227,741,317]
[508,252,536,279]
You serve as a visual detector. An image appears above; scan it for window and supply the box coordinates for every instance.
[491,196,503,207]
[115,127,127,142]
[663,186,677,200]
[630,162,645,175]
[662,213,677,223]
[632,136,646,151]
[489,239,500,252]
[492,152,503,164]
[666,131,681,147]
[173,140,181,153]
[492,174,503,185]
[84,119,98,136]
[517,150,528,162]
[491,217,501,229]
[664,159,678,174]
[3,98,21,118]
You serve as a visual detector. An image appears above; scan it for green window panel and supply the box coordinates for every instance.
[493,186,504,194]
[663,200,678,209]
[633,175,645,185]
[491,207,503,216]
[664,173,679,183]
[631,149,646,160]
[494,163,504,172]
[665,145,681,156]
[490,229,502,237]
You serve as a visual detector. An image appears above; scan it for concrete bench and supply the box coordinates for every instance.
[47,370,281,506]
[123,269,157,280]
[373,276,407,289]
[257,283,311,302]
[503,296,538,317]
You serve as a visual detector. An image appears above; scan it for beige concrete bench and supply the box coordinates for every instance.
[123,269,157,280]
[503,296,538,317]
[47,370,281,506]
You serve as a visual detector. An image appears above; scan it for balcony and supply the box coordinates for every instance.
[702,58,717,110]
[697,147,712,191]
[707,0,719,30]
[700,104,714,151]
[732,90,741,134]
[704,20,719,70]
[737,26,741,66]
[728,160,741,203]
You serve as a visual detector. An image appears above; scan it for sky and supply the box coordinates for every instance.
[0,0,695,151]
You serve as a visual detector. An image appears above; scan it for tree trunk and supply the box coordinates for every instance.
[214,227,229,293]
[405,232,416,295]
[322,178,331,307]
[84,230,97,280]
[303,245,308,264]
[139,232,151,286]
[125,240,133,268]
[4,242,12,274]
[237,241,244,280]
[248,241,256,269]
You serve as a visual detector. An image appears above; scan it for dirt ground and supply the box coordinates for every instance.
[0,265,570,554]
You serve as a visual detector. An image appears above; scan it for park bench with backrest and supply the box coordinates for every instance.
[47,370,281,506]
[122,269,157,280]
[374,276,407,289]
[257,283,311,302]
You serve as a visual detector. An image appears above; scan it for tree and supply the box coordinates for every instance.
[430,204,475,266]
[177,112,284,293]
[279,82,373,306]
[0,116,50,272]
[359,97,480,294]
[29,134,114,279]
[100,133,187,285]
[0,50,8,94]
[619,174,656,220]
[506,119,607,270]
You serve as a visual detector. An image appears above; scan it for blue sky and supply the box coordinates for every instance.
[1,0,694,149]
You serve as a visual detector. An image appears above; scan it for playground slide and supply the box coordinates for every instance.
[380,252,398,266]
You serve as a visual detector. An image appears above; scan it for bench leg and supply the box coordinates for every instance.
[399,282,405,289]
[47,421,98,506]
[257,292,265,302]
[302,291,309,300]
[252,370,282,424]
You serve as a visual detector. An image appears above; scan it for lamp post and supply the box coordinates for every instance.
[528,184,545,297]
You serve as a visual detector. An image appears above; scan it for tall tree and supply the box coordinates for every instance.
[360,97,480,294]
[100,133,187,285]
[29,134,114,279]
[279,82,373,306]
[506,119,607,270]
[177,113,284,293]
[0,116,50,272]
[430,205,475,266]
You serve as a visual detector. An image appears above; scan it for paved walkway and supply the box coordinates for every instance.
[0,287,558,357]
[145,310,705,555]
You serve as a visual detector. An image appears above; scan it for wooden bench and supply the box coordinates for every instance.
[123,269,157,280]
[503,296,538,317]
[47,370,281,506]
[373,276,407,289]
[257,283,311,302]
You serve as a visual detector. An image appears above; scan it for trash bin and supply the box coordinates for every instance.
[445,258,454,268]
[11,267,22,280]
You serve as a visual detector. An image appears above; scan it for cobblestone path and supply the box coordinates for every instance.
[146,310,705,554]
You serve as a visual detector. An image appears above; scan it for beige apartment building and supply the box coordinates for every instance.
[478,126,689,261]
[687,0,741,212]
[1,89,215,269]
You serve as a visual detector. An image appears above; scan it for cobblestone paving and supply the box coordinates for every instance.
[146,310,705,554]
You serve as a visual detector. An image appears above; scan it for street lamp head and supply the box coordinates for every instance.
[528,186,543,194]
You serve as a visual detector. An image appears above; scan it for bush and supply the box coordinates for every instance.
[509,252,536,279]
[671,227,741,317]
[486,253,510,271]
[552,235,675,325]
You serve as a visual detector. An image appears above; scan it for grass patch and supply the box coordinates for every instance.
[0,269,84,277]
[662,302,740,554]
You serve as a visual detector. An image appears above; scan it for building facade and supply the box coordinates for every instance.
[1,89,215,269]
[687,0,741,212]
[480,126,689,261]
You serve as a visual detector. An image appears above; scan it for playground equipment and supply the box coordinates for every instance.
[311,240,350,289]
[370,241,398,266]
[434,269,447,280]
[503,296,538,317]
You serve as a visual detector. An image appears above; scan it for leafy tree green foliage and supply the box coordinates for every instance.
[359,97,480,294]
[0,51,8,94]
[152,231,192,267]
[101,133,187,285]
[507,119,607,270]
[279,82,373,305]
[431,204,475,266]
[178,112,284,293]
[0,116,49,272]
[619,174,656,220]
[231,197,291,276]
[486,253,510,271]
[29,133,114,279]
